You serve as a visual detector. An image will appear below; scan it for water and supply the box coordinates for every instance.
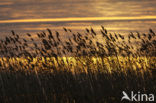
[0,0,156,37]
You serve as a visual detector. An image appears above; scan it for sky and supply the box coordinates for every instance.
[0,0,156,36]
[1,0,156,20]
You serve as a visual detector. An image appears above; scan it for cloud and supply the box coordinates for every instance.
[0,0,155,20]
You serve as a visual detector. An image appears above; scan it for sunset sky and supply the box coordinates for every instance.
[0,0,156,35]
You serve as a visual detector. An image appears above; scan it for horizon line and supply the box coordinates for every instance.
[0,16,156,24]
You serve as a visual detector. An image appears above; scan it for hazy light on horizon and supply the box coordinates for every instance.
[0,16,156,24]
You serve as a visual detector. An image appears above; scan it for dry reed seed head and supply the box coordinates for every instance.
[5,37,10,43]
[142,33,146,37]
[131,33,136,39]
[136,32,141,39]
[114,33,118,40]
[63,27,68,32]
[90,28,96,36]
[118,34,124,39]
[11,30,15,36]
[104,29,107,34]
[101,25,105,30]
[148,34,152,40]
[141,39,146,44]
[23,39,27,42]
[42,31,46,37]
[149,29,155,36]
[27,33,31,37]
[55,31,59,37]
[86,28,90,33]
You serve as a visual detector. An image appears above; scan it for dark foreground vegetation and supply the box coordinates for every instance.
[0,26,156,103]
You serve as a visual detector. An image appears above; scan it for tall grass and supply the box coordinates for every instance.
[0,26,155,103]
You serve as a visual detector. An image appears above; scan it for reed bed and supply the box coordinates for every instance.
[0,26,155,103]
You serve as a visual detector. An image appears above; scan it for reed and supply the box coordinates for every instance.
[0,26,155,103]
